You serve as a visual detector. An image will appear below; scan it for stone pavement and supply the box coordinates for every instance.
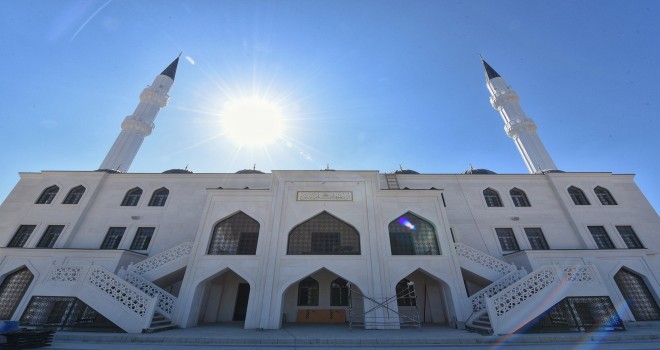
[49,322,660,349]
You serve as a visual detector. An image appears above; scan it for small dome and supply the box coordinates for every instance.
[394,169,419,175]
[162,169,193,174]
[95,168,123,174]
[463,168,497,175]
[236,169,265,174]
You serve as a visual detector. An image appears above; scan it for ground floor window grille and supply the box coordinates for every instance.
[524,297,623,333]
[298,277,319,306]
[20,296,121,331]
[0,267,34,319]
[208,212,260,255]
[614,269,660,320]
[330,278,349,306]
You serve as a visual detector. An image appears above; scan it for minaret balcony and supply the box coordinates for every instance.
[490,90,520,109]
[505,118,537,136]
[121,117,155,135]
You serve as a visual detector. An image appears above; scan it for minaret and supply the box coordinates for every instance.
[98,55,180,172]
[482,57,558,173]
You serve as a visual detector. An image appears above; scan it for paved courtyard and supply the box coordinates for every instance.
[48,322,660,349]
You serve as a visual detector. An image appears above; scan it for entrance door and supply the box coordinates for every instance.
[233,283,250,321]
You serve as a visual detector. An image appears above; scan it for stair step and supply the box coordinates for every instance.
[144,324,175,333]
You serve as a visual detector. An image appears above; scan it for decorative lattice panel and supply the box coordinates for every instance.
[86,266,152,317]
[454,243,516,275]
[389,213,439,255]
[129,241,193,275]
[121,269,176,317]
[288,212,360,255]
[209,212,260,255]
[0,267,34,319]
[614,269,660,321]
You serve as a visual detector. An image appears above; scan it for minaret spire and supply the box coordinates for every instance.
[98,56,179,172]
[481,57,558,174]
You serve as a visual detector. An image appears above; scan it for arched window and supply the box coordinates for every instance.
[483,188,503,207]
[389,212,440,255]
[568,186,590,205]
[396,279,416,306]
[614,269,660,320]
[297,277,319,306]
[121,187,142,206]
[287,212,360,255]
[330,278,349,306]
[509,188,531,207]
[0,267,34,319]
[594,186,617,205]
[62,185,85,204]
[208,212,260,255]
[148,187,169,206]
[35,185,59,204]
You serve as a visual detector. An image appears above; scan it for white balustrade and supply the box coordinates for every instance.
[128,241,193,275]
[485,264,600,334]
[469,268,526,314]
[45,264,156,320]
[453,243,516,275]
[119,268,177,319]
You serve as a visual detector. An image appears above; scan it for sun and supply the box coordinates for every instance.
[221,97,284,147]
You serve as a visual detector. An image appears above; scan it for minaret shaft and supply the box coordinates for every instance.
[483,61,557,173]
[99,58,178,172]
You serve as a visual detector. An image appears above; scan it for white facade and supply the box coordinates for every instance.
[1,59,659,335]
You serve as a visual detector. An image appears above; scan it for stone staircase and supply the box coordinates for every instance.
[145,313,175,333]
[453,243,609,334]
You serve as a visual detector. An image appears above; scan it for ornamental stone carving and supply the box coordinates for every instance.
[454,243,516,275]
[491,266,557,317]
[47,266,82,283]
[86,266,153,317]
[121,269,176,318]
[129,241,193,275]
[296,191,353,201]
[561,265,596,282]
[469,269,526,313]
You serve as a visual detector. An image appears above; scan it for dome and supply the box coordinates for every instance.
[95,168,123,174]
[394,169,419,175]
[162,169,193,174]
[463,168,497,175]
[236,169,265,174]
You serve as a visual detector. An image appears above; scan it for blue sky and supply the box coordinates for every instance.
[1,0,658,213]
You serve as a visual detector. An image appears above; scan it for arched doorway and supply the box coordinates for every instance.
[395,269,454,326]
[197,270,252,324]
[281,269,364,325]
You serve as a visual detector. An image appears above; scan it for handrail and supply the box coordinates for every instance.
[119,268,177,319]
[128,241,193,275]
[453,243,516,275]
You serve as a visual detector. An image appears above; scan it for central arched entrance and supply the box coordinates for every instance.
[281,268,365,325]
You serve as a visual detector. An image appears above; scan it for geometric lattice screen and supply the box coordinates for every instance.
[287,211,360,255]
[524,296,624,333]
[20,296,121,331]
[208,212,260,255]
[614,269,660,321]
[389,212,440,255]
[0,267,34,319]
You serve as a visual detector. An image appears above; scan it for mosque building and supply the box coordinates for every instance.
[1,56,658,335]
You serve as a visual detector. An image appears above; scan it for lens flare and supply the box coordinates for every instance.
[398,217,416,230]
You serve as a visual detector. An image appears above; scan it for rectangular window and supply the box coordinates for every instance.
[616,226,644,249]
[311,232,340,254]
[495,228,520,252]
[524,228,550,250]
[7,225,36,247]
[100,227,126,249]
[36,225,64,248]
[130,227,155,250]
[588,226,615,249]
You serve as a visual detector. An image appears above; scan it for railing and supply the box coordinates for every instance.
[119,268,177,319]
[453,243,516,276]
[46,265,156,321]
[128,241,193,275]
[485,264,600,334]
[467,268,527,324]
